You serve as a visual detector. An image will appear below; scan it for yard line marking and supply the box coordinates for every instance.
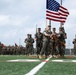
[25,56,52,75]
[52,60,63,62]
[51,60,76,62]
[72,60,76,62]
[7,59,40,62]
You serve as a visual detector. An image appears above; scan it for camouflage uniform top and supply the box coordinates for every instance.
[25,37,34,45]
[35,32,43,43]
[43,30,52,42]
[58,31,65,42]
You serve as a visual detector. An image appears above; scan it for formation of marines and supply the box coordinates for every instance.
[0,42,26,55]
[0,25,76,58]
[34,25,67,58]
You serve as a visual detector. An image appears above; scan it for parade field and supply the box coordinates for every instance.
[0,55,76,75]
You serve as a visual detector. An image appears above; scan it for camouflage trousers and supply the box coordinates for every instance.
[40,41,50,57]
[36,42,42,55]
[26,44,34,55]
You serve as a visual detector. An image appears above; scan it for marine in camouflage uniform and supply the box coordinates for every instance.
[52,28,58,57]
[57,27,67,57]
[24,34,34,55]
[35,28,43,57]
[40,25,52,58]
[73,35,76,55]
[62,27,67,55]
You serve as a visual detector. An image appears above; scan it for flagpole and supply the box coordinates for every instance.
[46,19,47,27]
[60,0,62,5]
[60,0,62,27]
[49,20,51,27]
[46,0,51,27]
[36,24,37,33]
[19,38,21,46]
[46,0,47,27]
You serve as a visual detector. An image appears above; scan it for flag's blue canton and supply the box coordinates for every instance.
[46,0,60,12]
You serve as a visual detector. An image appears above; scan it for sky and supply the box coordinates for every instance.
[0,0,76,48]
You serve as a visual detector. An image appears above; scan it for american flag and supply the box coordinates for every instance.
[46,0,69,24]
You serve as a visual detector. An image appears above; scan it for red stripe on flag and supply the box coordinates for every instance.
[46,17,65,23]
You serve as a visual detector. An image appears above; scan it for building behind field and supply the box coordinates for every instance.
[65,48,74,55]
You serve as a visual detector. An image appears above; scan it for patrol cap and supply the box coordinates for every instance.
[47,25,51,27]
[59,27,63,30]
[29,34,32,36]
[27,34,30,36]
[62,27,64,30]
[38,28,41,30]
[53,28,56,29]
[59,27,63,29]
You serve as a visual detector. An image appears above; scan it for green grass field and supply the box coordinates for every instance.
[36,62,76,75]
[0,55,76,75]
[0,55,41,75]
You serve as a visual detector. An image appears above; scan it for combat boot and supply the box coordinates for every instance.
[39,55,43,59]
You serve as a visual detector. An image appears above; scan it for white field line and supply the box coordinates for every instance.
[52,60,64,62]
[6,59,76,63]
[25,56,52,75]
[72,60,76,62]
[51,60,76,62]
[7,59,40,62]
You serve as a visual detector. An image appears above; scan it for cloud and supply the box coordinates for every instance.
[0,15,9,25]
[0,0,76,48]
[62,0,76,48]
[9,15,30,26]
